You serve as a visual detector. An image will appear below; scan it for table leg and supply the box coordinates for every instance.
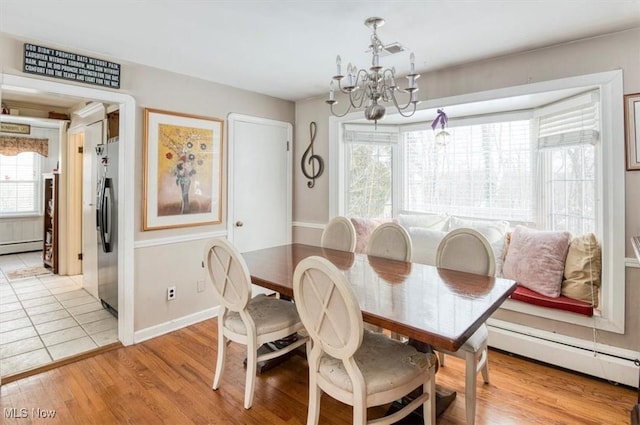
[388,384,456,422]
[244,334,304,374]
[387,339,457,419]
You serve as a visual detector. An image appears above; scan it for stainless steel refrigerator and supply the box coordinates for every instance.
[96,141,118,317]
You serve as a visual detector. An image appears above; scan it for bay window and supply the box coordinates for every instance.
[329,71,625,333]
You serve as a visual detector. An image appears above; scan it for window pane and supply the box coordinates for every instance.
[0,152,40,214]
[345,143,392,218]
[544,145,595,235]
[403,120,533,221]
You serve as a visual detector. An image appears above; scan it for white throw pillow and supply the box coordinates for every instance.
[449,216,510,276]
[396,213,449,232]
[408,227,447,266]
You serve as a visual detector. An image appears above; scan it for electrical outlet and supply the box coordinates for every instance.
[197,280,205,293]
[167,286,176,301]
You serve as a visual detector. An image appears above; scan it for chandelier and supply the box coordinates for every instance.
[326,17,420,125]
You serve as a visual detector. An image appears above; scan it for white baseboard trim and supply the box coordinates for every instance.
[487,318,639,387]
[0,241,41,255]
[133,306,219,344]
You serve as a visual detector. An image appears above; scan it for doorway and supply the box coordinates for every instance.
[0,74,135,364]
[227,113,292,252]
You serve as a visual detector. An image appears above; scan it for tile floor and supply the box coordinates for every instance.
[0,251,118,377]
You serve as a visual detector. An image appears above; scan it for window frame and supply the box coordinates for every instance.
[329,70,625,333]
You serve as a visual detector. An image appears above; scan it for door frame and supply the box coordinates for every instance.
[226,113,292,247]
[0,73,136,346]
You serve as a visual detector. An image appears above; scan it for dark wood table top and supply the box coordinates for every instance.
[242,243,517,352]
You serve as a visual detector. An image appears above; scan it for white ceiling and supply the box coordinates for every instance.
[1,0,639,103]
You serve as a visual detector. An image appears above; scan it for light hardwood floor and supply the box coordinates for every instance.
[0,319,635,424]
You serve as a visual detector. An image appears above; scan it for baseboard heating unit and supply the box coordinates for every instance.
[487,318,639,387]
[0,240,42,255]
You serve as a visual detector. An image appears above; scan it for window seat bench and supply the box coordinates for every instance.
[348,214,601,317]
[510,285,594,316]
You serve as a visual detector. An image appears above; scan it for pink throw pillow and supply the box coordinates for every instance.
[350,217,391,254]
[502,226,572,298]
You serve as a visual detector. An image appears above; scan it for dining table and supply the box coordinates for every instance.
[242,243,517,353]
[242,243,517,418]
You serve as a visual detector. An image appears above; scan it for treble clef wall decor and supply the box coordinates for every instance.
[301,121,324,188]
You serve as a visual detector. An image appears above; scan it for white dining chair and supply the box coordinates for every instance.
[365,222,412,335]
[321,216,357,252]
[293,256,437,425]
[435,227,495,425]
[366,222,412,261]
[203,238,308,409]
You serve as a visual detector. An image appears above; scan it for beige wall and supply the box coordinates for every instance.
[293,28,640,351]
[0,28,638,345]
[0,33,295,332]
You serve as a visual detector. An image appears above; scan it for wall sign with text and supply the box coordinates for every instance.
[0,122,30,134]
[23,43,121,89]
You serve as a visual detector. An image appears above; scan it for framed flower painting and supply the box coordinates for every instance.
[143,108,223,230]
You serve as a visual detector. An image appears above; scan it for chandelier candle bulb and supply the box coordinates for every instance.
[410,52,415,73]
[336,55,342,76]
[348,63,354,87]
[329,81,335,101]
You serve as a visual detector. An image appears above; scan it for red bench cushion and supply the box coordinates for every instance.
[510,285,594,316]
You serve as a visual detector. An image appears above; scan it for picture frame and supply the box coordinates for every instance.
[143,108,224,230]
[625,93,640,171]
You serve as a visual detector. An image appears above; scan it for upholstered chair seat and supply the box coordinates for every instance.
[317,331,437,397]
[223,294,304,335]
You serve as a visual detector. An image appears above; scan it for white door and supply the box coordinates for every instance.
[228,114,292,253]
[81,120,103,298]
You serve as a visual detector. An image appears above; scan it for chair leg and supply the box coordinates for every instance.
[438,351,446,366]
[307,376,321,425]
[212,334,226,390]
[480,348,490,384]
[423,376,436,425]
[465,351,477,425]
[244,344,258,409]
[353,401,367,425]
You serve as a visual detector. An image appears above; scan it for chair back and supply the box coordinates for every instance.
[366,222,412,261]
[436,228,496,276]
[293,256,363,360]
[203,238,252,312]
[321,216,357,252]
